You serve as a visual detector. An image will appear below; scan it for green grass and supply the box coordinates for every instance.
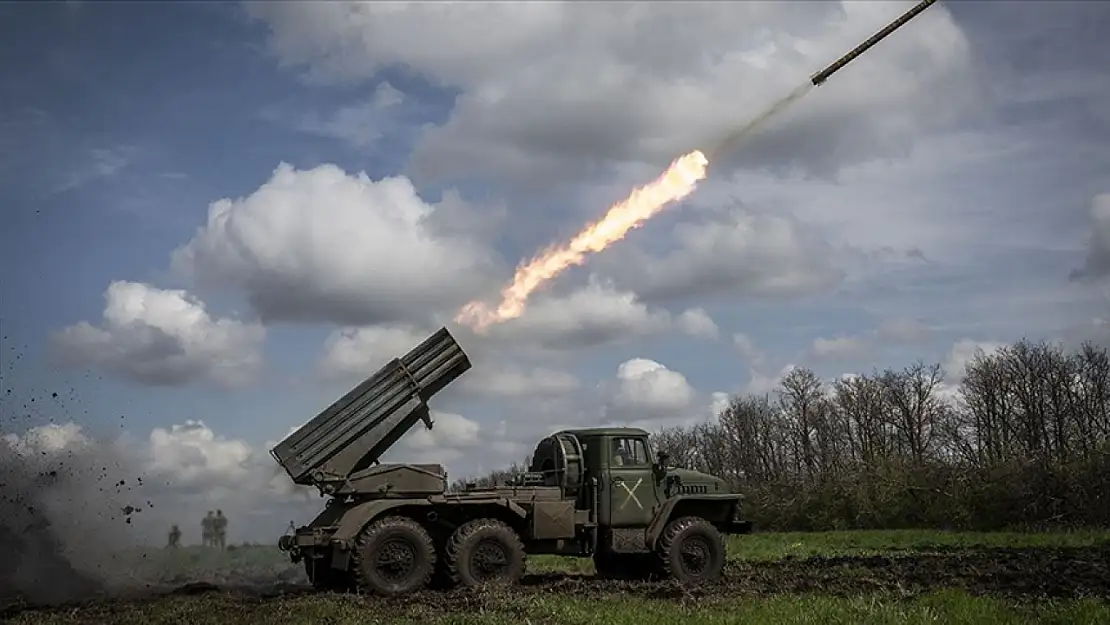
[9,530,1110,624]
[121,543,294,581]
[527,528,1110,572]
[121,529,1110,577]
[11,590,1110,625]
[725,528,1110,561]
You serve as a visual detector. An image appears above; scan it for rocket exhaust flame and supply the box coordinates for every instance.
[454,0,940,333]
[455,150,709,332]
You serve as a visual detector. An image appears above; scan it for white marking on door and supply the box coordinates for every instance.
[618,478,644,510]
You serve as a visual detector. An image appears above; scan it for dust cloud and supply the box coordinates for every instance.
[0,423,152,605]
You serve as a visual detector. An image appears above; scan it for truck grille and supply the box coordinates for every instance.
[678,484,709,494]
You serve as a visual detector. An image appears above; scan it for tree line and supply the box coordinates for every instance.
[456,339,1110,531]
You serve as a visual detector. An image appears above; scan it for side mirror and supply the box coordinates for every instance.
[653,452,670,481]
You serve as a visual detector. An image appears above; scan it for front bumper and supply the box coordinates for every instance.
[279,526,337,562]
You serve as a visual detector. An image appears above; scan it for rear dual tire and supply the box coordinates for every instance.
[351,516,436,596]
[445,518,527,588]
[351,515,526,595]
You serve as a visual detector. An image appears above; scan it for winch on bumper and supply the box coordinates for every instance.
[278,526,338,563]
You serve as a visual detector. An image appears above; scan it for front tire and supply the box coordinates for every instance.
[445,518,526,588]
[655,516,726,584]
[351,516,435,596]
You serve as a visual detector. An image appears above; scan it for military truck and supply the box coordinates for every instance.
[272,327,752,596]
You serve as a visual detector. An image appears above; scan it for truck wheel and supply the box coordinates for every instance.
[351,516,435,596]
[445,518,526,588]
[655,516,726,584]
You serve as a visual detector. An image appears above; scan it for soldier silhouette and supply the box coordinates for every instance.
[214,509,228,549]
[202,511,215,547]
[167,524,181,548]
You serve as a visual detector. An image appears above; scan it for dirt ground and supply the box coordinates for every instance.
[512,545,1110,602]
[5,544,1108,621]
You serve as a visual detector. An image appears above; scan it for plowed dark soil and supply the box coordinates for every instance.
[5,545,1109,620]
[428,545,1110,610]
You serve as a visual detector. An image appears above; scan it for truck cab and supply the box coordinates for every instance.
[531,427,750,576]
[565,428,661,530]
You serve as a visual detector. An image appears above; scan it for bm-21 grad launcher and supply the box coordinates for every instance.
[272,327,752,596]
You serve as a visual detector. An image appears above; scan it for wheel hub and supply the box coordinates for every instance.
[471,538,510,581]
[680,535,711,576]
[376,537,417,582]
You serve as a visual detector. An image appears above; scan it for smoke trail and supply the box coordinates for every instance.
[455,81,818,332]
[704,83,814,162]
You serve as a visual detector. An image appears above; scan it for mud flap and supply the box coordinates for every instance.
[331,543,351,571]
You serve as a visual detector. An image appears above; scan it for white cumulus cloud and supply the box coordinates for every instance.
[50,281,265,388]
[676,308,720,339]
[604,358,695,424]
[317,323,432,380]
[171,162,497,327]
[247,1,974,191]
[146,420,255,492]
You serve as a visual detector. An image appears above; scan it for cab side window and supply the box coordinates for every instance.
[610,437,650,466]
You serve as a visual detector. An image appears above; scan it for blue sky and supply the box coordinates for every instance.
[2,1,1108,543]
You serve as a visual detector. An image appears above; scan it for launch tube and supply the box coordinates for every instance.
[810,0,939,86]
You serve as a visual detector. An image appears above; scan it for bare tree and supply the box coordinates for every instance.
[878,362,944,465]
[464,340,1109,530]
[832,374,889,470]
[960,348,1016,465]
[777,368,828,483]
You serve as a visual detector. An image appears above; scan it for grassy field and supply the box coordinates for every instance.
[529,527,1110,573]
[7,529,1110,625]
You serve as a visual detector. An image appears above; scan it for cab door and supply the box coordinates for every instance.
[599,436,657,528]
